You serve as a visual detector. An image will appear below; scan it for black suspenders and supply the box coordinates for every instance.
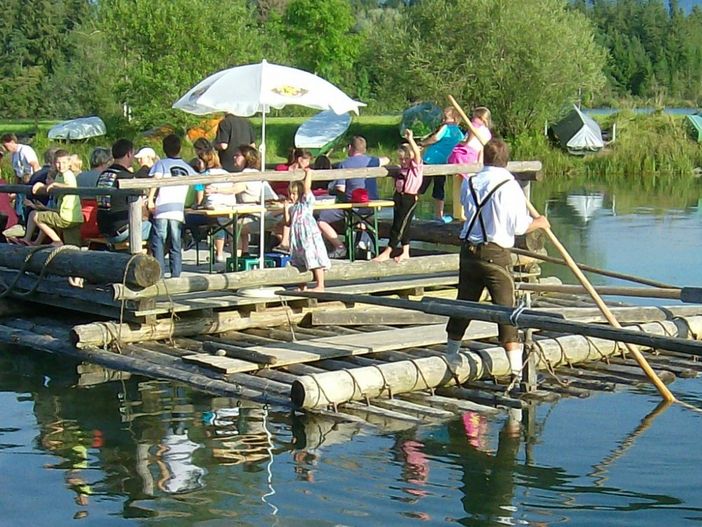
[465,178,511,243]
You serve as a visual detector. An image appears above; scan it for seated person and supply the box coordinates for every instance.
[272,148,312,198]
[77,147,112,188]
[227,145,277,255]
[14,149,83,246]
[96,139,152,245]
[317,136,388,258]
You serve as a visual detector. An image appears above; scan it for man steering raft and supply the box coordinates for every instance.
[444,138,550,388]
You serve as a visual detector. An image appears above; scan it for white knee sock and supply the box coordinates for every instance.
[446,339,461,355]
[507,345,524,377]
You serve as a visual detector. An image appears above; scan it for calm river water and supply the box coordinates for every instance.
[1,179,702,526]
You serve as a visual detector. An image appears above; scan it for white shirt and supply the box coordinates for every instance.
[236,168,278,203]
[459,165,533,248]
[149,158,196,221]
[204,167,237,208]
[11,144,39,180]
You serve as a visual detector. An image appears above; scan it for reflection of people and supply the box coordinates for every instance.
[444,410,522,525]
[444,138,550,385]
[155,425,206,494]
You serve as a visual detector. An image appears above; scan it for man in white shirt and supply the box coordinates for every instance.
[1,133,40,224]
[445,138,550,386]
[147,135,196,277]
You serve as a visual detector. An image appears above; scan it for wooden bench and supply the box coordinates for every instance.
[84,237,146,252]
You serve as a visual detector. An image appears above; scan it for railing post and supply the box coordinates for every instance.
[128,195,143,254]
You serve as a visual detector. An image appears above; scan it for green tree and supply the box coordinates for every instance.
[365,0,606,136]
[282,0,362,91]
[0,0,93,118]
[97,0,269,129]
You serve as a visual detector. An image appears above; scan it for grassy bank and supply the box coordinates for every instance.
[2,112,700,187]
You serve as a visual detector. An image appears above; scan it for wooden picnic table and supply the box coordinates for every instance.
[186,199,394,273]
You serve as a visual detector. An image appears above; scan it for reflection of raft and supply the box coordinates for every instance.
[294,110,351,155]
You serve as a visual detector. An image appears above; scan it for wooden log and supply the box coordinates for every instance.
[0,244,160,288]
[290,318,702,409]
[516,282,684,300]
[0,184,141,198]
[70,304,323,348]
[113,254,459,300]
[0,323,280,404]
[115,161,542,190]
[312,304,702,327]
[283,291,702,356]
[0,268,121,308]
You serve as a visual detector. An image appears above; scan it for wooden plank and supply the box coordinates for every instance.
[312,307,447,326]
[185,322,497,373]
[180,354,257,374]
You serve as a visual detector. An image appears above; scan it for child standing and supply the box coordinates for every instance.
[449,106,492,171]
[418,106,464,223]
[374,129,423,263]
[147,135,196,278]
[285,168,330,291]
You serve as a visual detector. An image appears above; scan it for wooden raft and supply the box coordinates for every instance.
[182,322,498,373]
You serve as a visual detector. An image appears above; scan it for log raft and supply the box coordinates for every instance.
[0,251,700,426]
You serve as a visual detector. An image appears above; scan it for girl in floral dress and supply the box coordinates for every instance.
[285,168,330,291]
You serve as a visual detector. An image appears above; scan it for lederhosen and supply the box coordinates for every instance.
[445,177,519,344]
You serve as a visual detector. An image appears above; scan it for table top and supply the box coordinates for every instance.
[186,199,394,217]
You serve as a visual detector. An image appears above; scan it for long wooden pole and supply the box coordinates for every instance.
[510,246,677,289]
[525,201,676,402]
[283,290,702,356]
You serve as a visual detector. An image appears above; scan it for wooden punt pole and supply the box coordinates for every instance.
[525,201,676,402]
[510,247,677,289]
[113,254,459,300]
[283,291,702,356]
[0,245,161,288]
[290,317,691,409]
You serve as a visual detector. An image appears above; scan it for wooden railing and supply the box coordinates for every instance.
[0,161,542,254]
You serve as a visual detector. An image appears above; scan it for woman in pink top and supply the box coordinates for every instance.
[449,106,492,175]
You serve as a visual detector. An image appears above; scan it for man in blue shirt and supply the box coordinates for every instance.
[317,136,388,258]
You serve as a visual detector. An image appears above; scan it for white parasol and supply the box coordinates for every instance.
[173,60,365,266]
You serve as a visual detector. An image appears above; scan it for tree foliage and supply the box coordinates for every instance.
[282,0,362,90]
[4,0,702,138]
[364,0,607,135]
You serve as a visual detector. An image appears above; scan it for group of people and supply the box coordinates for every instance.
[0,107,550,387]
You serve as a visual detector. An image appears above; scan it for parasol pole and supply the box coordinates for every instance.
[259,107,267,267]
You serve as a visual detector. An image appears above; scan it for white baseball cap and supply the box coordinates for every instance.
[134,147,157,159]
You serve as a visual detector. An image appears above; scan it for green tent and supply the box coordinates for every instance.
[548,105,604,155]
[685,114,702,143]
